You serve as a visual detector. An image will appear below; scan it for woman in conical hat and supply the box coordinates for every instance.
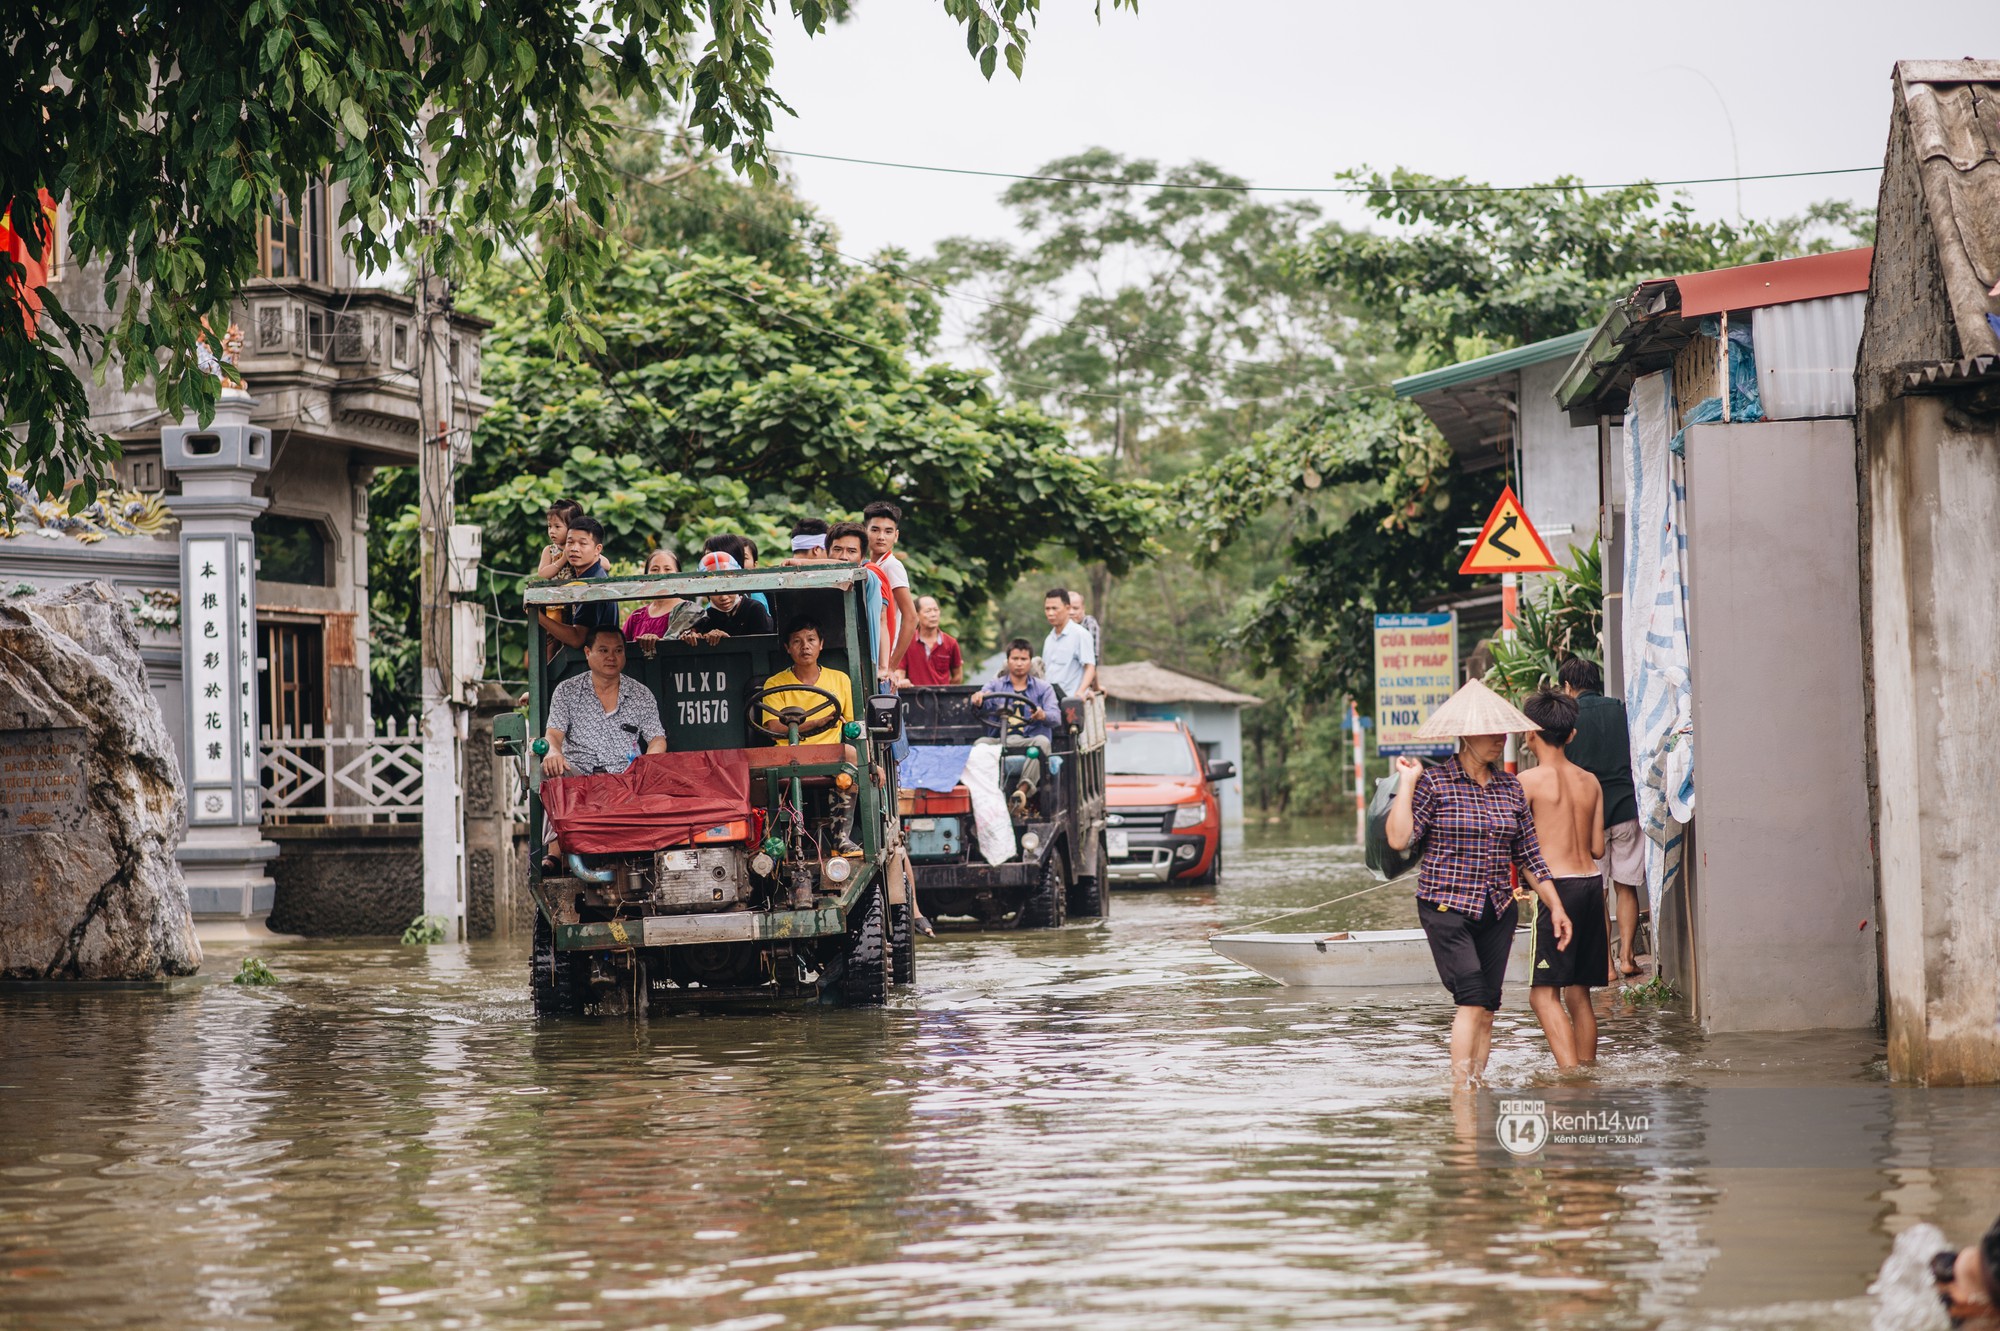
[1383,676,1574,1088]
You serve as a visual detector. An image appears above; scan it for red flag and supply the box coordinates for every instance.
[0,190,59,336]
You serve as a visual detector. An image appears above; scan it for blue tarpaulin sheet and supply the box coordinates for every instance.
[901,745,973,793]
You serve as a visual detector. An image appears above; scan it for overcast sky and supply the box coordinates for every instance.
[763,1,1976,260]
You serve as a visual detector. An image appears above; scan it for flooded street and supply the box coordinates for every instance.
[0,823,1987,1330]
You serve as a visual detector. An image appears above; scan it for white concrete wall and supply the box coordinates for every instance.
[1681,419,1877,1033]
[1519,358,1603,562]
[1865,394,2000,1083]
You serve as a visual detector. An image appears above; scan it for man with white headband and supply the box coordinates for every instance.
[783,518,831,564]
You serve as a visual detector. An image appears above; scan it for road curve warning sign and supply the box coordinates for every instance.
[1458,485,1558,575]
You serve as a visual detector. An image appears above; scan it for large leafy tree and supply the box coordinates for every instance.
[925,150,1389,681]
[0,0,1133,502]
[368,234,1161,710]
[927,149,1361,471]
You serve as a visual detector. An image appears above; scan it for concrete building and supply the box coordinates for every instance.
[1096,660,1260,838]
[1,180,519,933]
[1854,60,2000,1085]
[1556,248,1878,1035]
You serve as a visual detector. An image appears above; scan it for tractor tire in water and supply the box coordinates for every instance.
[838,882,890,1007]
[1067,832,1109,919]
[530,913,585,1016]
[889,900,917,986]
[1018,853,1068,930]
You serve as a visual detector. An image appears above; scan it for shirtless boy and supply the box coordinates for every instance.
[1517,686,1608,1069]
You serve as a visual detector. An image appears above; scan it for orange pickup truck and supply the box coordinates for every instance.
[1103,719,1235,886]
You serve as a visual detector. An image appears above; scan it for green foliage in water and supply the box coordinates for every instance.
[1620,975,1680,1007]
[232,957,277,986]
[401,914,450,946]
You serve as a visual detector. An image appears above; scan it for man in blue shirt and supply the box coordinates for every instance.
[972,639,1060,743]
[1041,586,1097,698]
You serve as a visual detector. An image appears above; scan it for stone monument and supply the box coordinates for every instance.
[0,582,201,979]
[162,386,280,920]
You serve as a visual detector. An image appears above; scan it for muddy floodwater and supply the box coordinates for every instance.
[3,822,1995,1330]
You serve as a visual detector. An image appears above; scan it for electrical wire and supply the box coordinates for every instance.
[608,119,1880,195]
[767,147,1881,196]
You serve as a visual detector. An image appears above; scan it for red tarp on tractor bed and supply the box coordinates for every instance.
[541,750,751,854]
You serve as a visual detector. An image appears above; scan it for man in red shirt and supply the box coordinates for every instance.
[901,594,963,686]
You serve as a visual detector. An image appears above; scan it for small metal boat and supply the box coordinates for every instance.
[1208,927,1535,988]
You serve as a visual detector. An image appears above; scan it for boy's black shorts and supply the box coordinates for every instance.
[1531,875,1609,989]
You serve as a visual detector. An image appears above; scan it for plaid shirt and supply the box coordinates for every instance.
[1408,759,1552,918]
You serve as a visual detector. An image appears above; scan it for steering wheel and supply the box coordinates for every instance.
[747,682,846,742]
[984,692,1037,733]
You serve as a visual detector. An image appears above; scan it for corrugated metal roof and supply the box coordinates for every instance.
[1096,660,1263,708]
[1391,329,1594,399]
[1754,293,1866,419]
[1556,248,1875,418]
[1676,248,1874,318]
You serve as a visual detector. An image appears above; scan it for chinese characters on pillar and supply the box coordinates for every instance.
[235,540,258,815]
[187,537,232,789]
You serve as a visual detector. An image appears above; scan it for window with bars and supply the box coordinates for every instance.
[257,178,328,283]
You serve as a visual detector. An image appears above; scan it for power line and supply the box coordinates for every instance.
[767,147,1882,195]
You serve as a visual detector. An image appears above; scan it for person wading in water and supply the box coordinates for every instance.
[1385,677,1571,1089]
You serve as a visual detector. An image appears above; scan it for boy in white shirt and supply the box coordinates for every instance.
[862,501,916,679]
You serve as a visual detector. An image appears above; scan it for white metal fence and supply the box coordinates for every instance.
[260,718,424,822]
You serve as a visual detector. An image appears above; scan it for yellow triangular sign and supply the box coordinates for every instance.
[1459,485,1558,575]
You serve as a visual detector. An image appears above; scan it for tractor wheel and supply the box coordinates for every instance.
[889,899,917,986]
[1018,853,1068,930]
[1067,833,1110,919]
[530,913,584,1016]
[838,883,890,1007]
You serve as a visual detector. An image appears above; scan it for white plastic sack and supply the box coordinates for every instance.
[960,740,1015,866]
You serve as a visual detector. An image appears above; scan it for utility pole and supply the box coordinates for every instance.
[416,233,467,941]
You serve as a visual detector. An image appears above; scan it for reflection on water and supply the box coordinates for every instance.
[0,820,1992,1329]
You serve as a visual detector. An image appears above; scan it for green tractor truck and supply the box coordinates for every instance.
[894,685,1109,929]
[501,563,915,1013]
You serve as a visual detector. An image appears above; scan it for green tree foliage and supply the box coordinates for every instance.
[1483,539,1604,699]
[927,150,1391,715]
[369,232,1160,711]
[1181,174,1873,748]
[1177,394,1471,709]
[1311,169,1874,364]
[928,149,1364,470]
[1,0,1133,502]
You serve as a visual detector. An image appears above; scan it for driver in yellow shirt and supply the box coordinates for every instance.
[759,617,860,855]
[759,618,855,748]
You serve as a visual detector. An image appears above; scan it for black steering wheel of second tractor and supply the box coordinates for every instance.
[747,682,847,743]
[986,692,1038,734]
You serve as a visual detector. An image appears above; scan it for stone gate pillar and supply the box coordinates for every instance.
[162,387,279,922]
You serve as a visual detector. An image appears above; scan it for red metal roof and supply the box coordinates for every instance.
[1674,247,1874,317]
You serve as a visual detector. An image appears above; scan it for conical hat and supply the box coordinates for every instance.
[1412,676,1538,739]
